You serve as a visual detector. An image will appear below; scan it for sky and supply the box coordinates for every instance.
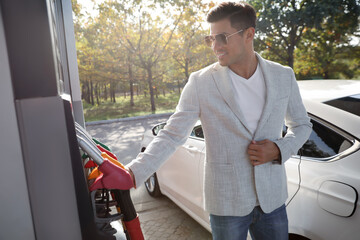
[77,0,226,17]
[77,0,103,17]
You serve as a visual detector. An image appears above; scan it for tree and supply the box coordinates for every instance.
[250,0,314,67]
[109,0,185,112]
[250,0,359,69]
[95,4,130,103]
[76,25,97,105]
[295,0,360,79]
[169,0,215,82]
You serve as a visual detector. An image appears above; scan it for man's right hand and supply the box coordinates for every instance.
[125,166,136,188]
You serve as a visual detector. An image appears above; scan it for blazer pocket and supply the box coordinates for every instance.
[204,162,236,197]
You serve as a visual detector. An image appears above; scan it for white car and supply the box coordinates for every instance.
[140,80,360,240]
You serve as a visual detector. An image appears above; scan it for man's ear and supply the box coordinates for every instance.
[246,27,255,42]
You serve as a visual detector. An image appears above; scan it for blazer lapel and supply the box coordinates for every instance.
[253,53,276,138]
[211,64,253,137]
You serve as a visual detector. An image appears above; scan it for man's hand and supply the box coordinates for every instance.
[90,159,134,191]
[247,139,280,166]
[125,166,137,188]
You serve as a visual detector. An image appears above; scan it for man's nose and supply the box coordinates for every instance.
[212,39,223,51]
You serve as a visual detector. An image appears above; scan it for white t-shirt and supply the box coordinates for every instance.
[228,64,266,134]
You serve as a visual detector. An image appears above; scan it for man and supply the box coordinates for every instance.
[126,2,312,239]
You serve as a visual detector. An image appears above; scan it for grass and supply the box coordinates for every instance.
[83,93,180,122]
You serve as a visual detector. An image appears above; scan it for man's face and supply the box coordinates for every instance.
[209,18,248,68]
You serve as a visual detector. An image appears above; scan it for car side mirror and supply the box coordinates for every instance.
[152,123,166,136]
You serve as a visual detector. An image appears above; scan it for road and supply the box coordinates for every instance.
[86,114,212,240]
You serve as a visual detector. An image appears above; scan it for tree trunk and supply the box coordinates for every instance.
[287,28,297,69]
[87,81,91,103]
[95,83,100,105]
[324,71,329,79]
[90,80,94,106]
[129,81,134,105]
[177,79,181,95]
[110,81,116,103]
[287,46,294,69]
[128,55,135,106]
[103,83,107,101]
[82,80,90,104]
[323,68,330,79]
[112,86,116,102]
[185,58,189,83]
[147,68,156,112]
[323,59,332,79]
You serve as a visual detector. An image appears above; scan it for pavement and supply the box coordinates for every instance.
[133,186,212,240]
[86,113,212,240]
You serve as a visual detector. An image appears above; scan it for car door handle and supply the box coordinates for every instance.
[184,145,201,153]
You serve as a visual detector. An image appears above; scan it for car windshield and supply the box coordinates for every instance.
[324,94,360,117]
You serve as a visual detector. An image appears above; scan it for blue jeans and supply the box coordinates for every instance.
[210,204,288,240]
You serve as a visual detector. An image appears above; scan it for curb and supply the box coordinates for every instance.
[85,112,173,126]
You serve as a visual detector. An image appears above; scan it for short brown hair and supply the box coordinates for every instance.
[206,2,256,30]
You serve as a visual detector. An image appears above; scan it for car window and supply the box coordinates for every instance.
[190,126,204,139]
[284,119,353,160]
[324,94,360,117]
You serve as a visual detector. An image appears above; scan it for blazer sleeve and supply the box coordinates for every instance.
[273,69,312,163]
[126,73,201,186]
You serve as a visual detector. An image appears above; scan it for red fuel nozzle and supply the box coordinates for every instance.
[84,159,97,168]
[89,159,134,191]
[97,145,118,160]
[87,152,125,180]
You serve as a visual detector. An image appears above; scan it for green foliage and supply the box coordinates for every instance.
[250,0,318,67]
[83,93,180,122]
[250,0,360,74]
[168,0,215,81]
[295,0,360,79]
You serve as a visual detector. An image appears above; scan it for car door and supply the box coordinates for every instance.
[157,124,206,219]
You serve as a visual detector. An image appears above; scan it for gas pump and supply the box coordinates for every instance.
[0,0,144,239]
[76,123,144,240]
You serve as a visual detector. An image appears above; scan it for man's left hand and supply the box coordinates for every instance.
[247,139,280,166]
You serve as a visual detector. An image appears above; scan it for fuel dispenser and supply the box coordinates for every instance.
[0,0,144,239]
[76,123,144,239]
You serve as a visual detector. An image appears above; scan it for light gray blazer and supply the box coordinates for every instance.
[127,53,312,216]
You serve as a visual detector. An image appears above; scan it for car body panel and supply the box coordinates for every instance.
[298,80,360,102]
[286,153,360,240]
[317,180,357,217]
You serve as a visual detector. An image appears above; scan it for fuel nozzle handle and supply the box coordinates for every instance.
[90,159,134,191]
[75,123,134,190]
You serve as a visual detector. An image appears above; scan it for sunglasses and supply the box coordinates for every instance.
[204,29,244,47]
